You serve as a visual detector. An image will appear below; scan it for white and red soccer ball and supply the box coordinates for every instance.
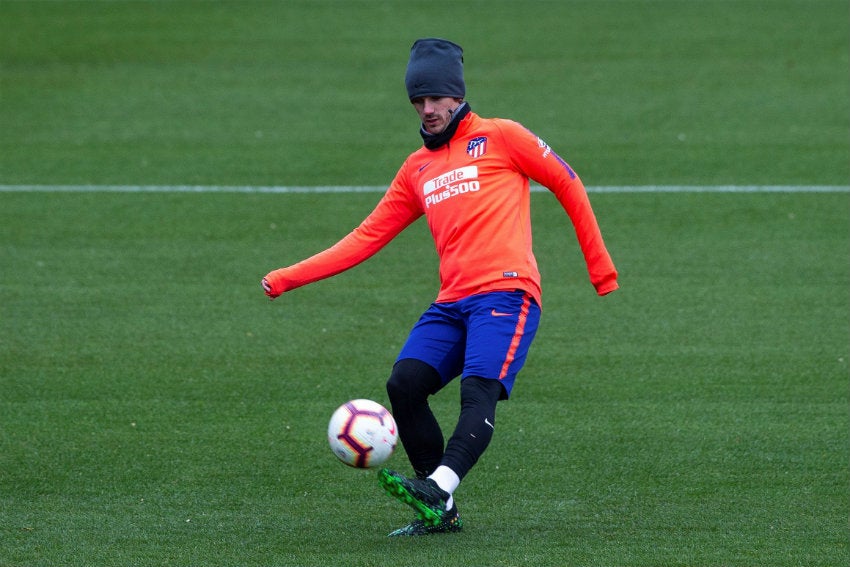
[327,399,398,468]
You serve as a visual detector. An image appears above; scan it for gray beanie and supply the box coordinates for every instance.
[405,38,465,100]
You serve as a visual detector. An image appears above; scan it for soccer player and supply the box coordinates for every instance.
[262,38,618,536]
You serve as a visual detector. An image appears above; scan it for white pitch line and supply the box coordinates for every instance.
[0,185,386,194]
[586,185,850,193]
[0,184,848,193]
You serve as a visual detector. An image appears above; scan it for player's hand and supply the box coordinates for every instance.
[263,268,292,299]
[261,276,281,299]
[594,273,619,296]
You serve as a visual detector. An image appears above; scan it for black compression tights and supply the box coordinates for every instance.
[386,358,504,480]
[386,359,444,478]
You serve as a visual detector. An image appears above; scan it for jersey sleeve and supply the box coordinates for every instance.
[496,120,619,295]
[263,164,423,296]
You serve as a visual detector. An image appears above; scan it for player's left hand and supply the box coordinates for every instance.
[593,273,619,296]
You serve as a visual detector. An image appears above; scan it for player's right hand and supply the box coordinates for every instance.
[261,276,280,299]
[261,277,272,295]
[262,269,288,299]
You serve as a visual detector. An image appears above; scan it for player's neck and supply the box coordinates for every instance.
[420,102,471,150]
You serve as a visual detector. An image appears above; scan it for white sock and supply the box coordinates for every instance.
[428,465,460,509]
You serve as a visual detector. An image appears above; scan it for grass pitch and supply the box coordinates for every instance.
[1,1,848,566]
[1,190,846,566]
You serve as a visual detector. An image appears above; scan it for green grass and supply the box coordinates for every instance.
[1,0,848,186]
[1,1,848,566]
[1,191,847,566]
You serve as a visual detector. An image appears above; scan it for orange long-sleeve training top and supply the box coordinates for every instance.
[263,111,618,306]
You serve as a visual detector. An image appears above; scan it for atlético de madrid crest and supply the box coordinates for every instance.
[466,137,487,158]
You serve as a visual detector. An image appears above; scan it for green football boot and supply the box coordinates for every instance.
[387,505,463,536]
[378,468,449,527]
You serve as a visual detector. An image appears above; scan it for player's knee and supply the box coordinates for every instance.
[460,376,504,417]
[386,358,442,404]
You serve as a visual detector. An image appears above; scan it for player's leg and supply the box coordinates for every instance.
[382,291,541,534]
[430,290,541,494]
[380,377,517,533]
[382,302,466,534]
[437,376,504,483]
[385,358,444,479]
[385,302,465,478]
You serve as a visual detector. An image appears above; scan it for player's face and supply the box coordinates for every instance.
[412,96,462,134]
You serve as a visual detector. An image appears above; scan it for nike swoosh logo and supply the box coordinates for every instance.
[418,161,433,172]
[484,418,494,429]
[490,309,513,317]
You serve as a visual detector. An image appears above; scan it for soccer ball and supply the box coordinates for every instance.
[327,399,398,468]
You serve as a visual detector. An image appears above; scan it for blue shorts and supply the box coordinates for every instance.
[396,290,541,399]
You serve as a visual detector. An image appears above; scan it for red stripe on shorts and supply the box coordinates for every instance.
[499,293,532,380]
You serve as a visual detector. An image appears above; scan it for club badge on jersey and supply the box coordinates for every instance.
[467,137,488,158]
